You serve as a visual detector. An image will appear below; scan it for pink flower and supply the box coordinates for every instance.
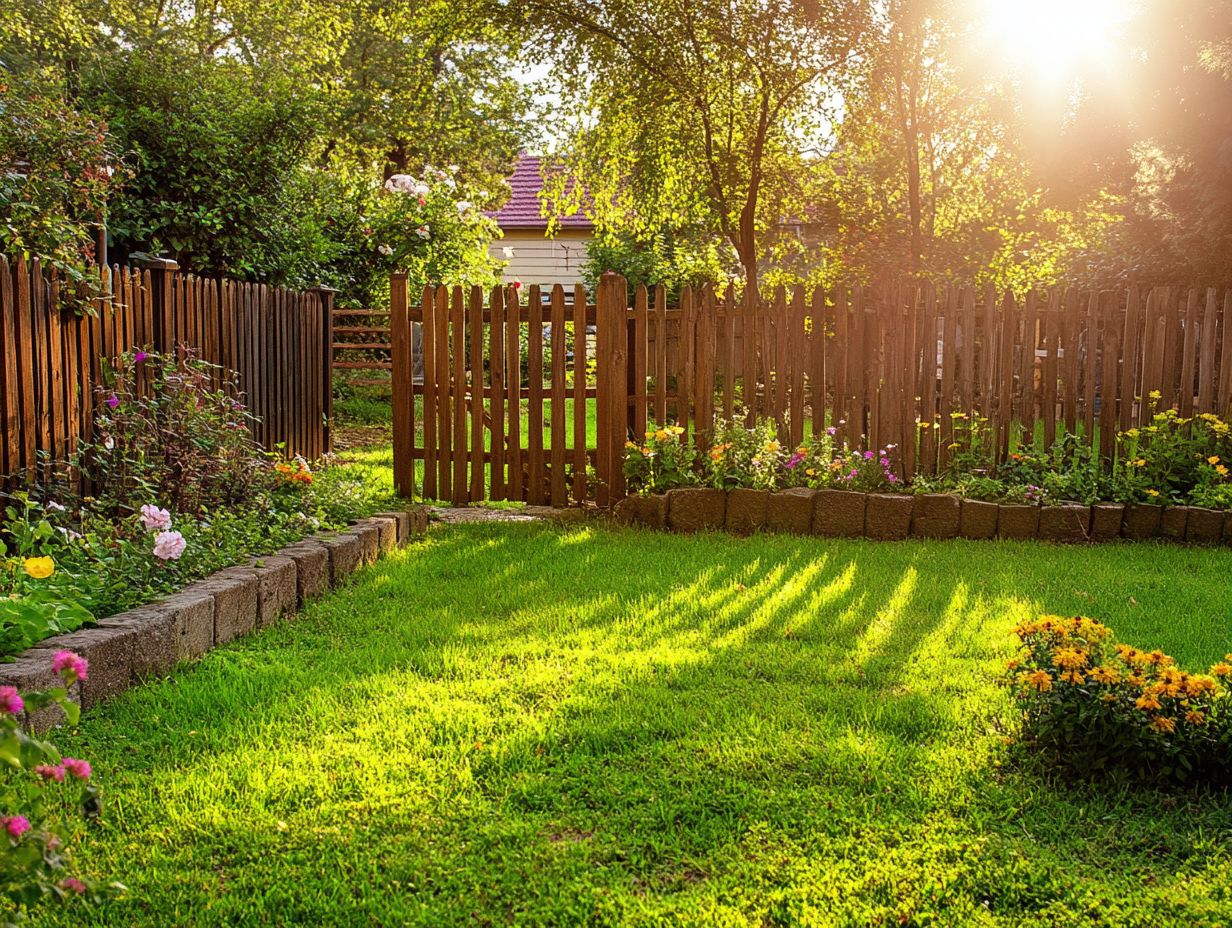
[105,394,119,409]
[62,758,91,781]
[0,686,22,715]
[140,504,172,532]
[134,350,148,363]
[152,530,186,561]
[887,473,899,483]
[880,457,890,467]
[34,764,66,782]
[826,426,837,436]
[4,816,30,838]
[51,650,89,682]
[863,450,875,460]
[61,877,86,894]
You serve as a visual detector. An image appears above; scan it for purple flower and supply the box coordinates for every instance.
[0,686,22,715]
[880,457,890,467]
[52,650,89,682]
[34,764,65,782]
[826,426,837,437]
[786,452,806,469]
[105,394,119,409]
[863,450,875,460]
[4,816,30,839]
[134,350,148,363]
[887,473,899,483]
[62,758,91,781]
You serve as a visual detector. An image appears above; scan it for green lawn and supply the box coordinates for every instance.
[30,525,1232,927]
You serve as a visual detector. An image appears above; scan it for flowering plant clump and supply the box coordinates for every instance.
[1113,405,1232,505]
[623,424,695,495]
[704,416,783,490]
[1006,615,1232,785]
[0,651,121,911]
[275,457,314,487]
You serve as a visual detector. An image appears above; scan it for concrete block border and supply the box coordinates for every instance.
[613,489,1232,551]
[0,509,429,730]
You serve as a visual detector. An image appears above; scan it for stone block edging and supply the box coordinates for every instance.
[614,489,1232,551]
[0,509,429,731]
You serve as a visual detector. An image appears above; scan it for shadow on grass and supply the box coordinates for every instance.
[48,523,1232,927]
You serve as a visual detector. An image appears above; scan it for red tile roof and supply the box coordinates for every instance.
[487,155,594,231]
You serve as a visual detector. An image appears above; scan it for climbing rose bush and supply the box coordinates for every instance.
[1006,615,1232,785]
[0,651,118,913]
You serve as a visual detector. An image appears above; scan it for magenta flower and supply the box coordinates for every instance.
[152,530,186,561]
[4,816,31,839]
[105,394,119,409]
[786,452,806,469]
[61,877,86,894]
[34,764,66,782]
[52,650,89,682]
[0,686,22,715]
[826,426,837,437]
[62,758,91,781]
[863,450,875,460]
[887,473,899,483]
[134,350,148,363]
[140,504,172,532]
[880,457,890,467]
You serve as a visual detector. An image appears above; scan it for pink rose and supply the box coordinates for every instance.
[152,530,186,561]
[140,504,172,532]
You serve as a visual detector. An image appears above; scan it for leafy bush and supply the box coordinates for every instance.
[623,424,695,495]
[1007,615,1232,785]
[0,70,123,302]
[1113,406,1232,505]
[0,650,118,912]
[81,350,274,518]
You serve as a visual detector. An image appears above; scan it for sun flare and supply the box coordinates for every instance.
[972,0,1140,84]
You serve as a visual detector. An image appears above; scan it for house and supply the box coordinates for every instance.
[487,155,594,287]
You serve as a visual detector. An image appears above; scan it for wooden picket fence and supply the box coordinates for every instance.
[0,254,334,479]
[389,272,1232,506]
[332,305,392,386]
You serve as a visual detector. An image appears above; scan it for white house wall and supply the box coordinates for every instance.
[489,231,594,287]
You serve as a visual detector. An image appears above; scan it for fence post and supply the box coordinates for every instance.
[129,253,179,351]
[388,273,415,498]
[308,284,338,457]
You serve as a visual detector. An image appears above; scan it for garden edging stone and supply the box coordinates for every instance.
[0,506,428,732]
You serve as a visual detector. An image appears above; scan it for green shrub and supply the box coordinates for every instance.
[1007,614,1232,786]
[704,417,783,490]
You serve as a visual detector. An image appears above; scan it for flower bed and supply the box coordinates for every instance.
[620,406,1232,542]
[614,485,1232,544]
[0,509,429,731]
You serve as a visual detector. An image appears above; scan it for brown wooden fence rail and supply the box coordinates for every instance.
[332,306,392,386]
[0,254,333,478]
[390,272,1232,506]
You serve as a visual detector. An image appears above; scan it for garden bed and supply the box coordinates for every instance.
[0,509,428,731]
[614,487,1232,545]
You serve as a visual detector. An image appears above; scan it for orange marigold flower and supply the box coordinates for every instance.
[1150,715,1176,734]
[1211,662,1232,678]
[1021,670,1053,692]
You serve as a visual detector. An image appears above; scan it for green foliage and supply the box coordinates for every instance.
[0,652,118,914]
[1007,614,1232,786]
[0,69,122,299]
[582,229,733,302]
[704,417,786,490]
[1112,408,1232,505]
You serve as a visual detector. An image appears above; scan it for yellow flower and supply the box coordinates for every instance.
[1208,455,1221,465]
[1090,665,1121,685]
[1059,670,1085,685]
[23,556,54,580]
[668,425,684,436]
[1149,390,1162,401]
[1149,715,1176,734]
[1135,694,1162,711]
[763,440,781,453]
[1211,662,1232,677]
[655,429,668,441]
[1218,465,1229,477]
[625,440,637,449]
[1021,670,1053,692]
[1185,710,1206,725]
[1145,489,1160,497]
[1051,647,1089,671]
[805,468,817,477]
[645,430,654,440]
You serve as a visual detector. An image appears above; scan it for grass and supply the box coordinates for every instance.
[27,524,1232,926]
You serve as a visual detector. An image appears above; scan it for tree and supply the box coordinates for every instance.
[520,0,869,296]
